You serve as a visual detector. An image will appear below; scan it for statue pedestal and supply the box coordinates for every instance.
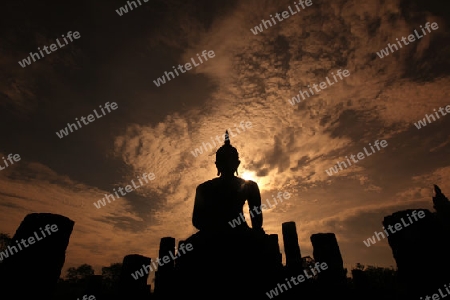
[173,228,282,298]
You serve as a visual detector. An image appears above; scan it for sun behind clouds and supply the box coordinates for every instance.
[240,170,256,181]
[240,170,271,192]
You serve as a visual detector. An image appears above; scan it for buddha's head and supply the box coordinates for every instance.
[215,130,240,176]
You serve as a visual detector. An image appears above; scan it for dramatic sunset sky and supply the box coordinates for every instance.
[1,0,450,284]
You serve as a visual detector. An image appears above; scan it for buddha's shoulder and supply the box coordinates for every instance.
[241,178,258,188]
[196,178,222,190]
[196,177,257,190]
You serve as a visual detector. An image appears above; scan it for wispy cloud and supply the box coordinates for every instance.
[1,0,449,281]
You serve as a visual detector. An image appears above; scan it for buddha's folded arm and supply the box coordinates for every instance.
[246,180,263,229]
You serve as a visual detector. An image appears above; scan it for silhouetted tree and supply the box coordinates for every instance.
[0,233,11,250]
[352,264,398,291]
[302,255,319,279]
[102,262,122,287]
[0,233,12,264]
[65,264,95,283]
[364,265,397,287]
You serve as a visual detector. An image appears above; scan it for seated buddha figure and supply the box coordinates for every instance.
[192,131,264,234]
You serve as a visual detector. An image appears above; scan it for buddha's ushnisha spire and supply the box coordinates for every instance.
[216,130,238,158]
[215,130,240,176]
[224,130,230,145]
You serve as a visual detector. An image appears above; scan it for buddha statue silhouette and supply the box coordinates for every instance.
[176,132,274,298]
[192,130,264,234]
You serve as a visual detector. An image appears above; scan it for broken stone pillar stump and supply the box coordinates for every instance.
[154,237,176,297]
[118,254,151,300]
[383,209,450,297]
[310,233,346,285]
[0,213,74,299]
[282,221,302,271]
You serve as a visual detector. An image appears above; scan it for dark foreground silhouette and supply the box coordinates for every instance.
[1,133,450,300]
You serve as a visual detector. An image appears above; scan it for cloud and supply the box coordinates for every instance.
[2,0,450,280]
[108,0,450,270]
[0,154,159,273]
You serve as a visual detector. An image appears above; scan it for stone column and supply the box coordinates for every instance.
[383,209,449,297]
[118,254,151,300]
[0,213,74,299]
[154,237,176,297]
[310,233,346,284]
[282,221,302,270]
